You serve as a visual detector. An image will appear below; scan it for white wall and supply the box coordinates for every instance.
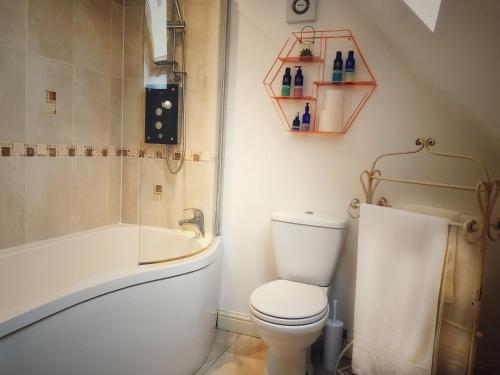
[220,0,499,366]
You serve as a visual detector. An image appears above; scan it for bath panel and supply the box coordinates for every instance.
[0,226,222,375]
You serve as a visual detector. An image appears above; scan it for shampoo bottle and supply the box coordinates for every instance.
[292,113,301,131]
[302,103,311,131]
[293,66,304,97]
[332,51,343,82]
[281,67,292,96]
[345,50,356,81]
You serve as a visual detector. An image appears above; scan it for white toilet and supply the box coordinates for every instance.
[249,210,347,375]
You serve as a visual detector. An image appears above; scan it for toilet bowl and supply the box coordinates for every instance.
[249,279,329,375]
[249,210,347,375]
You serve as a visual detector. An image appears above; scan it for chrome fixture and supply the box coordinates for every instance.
[178,208,205,238]
[165,0,187,174]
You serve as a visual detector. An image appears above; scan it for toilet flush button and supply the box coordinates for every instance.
[305,211,314,214]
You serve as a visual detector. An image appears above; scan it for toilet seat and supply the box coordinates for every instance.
[250,303,328,326]
[249,280,329,326]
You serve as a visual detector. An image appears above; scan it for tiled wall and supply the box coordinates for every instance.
[0,0,223,250]
[0,0,125,249]
[121,0,222,235]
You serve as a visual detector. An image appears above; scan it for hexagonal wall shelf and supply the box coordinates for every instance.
[264,29,377,134]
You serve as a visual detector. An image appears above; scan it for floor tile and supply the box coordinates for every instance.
[194,329,239,375]
[226,334,268,361]
[197,329,351,375]
[204,352,266,375]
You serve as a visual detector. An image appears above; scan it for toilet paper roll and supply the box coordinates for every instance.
[319,109,344,133]
[324,89,344,110]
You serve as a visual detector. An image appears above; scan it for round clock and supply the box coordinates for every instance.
[292,0,310,15]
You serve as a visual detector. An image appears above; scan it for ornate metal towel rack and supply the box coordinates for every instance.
[347,137,500,241]
[345,137,499,375]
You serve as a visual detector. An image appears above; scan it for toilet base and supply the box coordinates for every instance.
[266,348,314,375]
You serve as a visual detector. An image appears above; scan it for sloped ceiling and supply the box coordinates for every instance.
[351,0,500,157]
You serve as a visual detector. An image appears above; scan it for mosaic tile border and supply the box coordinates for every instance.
[0,143,215,162]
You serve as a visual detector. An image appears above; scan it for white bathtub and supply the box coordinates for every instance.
[0,224,222,375]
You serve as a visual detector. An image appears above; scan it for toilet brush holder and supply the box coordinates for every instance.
[323,300,344,371]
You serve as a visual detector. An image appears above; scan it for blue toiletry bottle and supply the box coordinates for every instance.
[293,66,304,97]
[302,103,311,131]
[292,113,301,131]
[345,50,356,81]
[332,51,343,82]
[281,67,292,96]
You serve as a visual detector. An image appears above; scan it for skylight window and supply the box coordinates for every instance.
[403,0,442,32]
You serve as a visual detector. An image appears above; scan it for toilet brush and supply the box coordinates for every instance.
[323,300,344,371]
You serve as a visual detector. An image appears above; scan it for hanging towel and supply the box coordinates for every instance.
[397,205,480,374]
[352,204,449,375]
[399,204,461,304]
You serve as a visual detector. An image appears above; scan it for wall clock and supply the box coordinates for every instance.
[287,0,317,23]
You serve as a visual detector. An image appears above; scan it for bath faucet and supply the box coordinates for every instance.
[178,208,205,238]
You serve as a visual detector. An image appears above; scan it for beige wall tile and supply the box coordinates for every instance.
[25,158,72,242]
[163,160,185,229]
[107,157,122,224]
[0,158,25,250]
[74,68,111,145]
[71,158,109,232]
[26,54,73,144]
[111,1,124,78]
[139,158,169,227]
[110,77,123,146]
[27,0,73,63]
[124,6,143,78]
[184,0,220,154]
[123,78,144,147]
[184,0,220,77]
[0,0,26,51]
[121,157,141,224]
[183,161,216,235]
[75,0,112,74]
[0,47,25,142]
[185,71,218,153]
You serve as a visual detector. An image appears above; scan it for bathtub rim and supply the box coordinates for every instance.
[0,235,221,340]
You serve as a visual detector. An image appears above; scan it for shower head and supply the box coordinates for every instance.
[146,0,168,64]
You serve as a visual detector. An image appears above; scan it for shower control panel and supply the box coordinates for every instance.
[145,85,179,144]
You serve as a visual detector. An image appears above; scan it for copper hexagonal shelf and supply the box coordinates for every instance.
[264,29,377,134]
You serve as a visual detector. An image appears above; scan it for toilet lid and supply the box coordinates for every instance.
[249,303,328,326]
[250,280,328,320]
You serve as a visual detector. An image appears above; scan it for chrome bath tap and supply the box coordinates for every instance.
[178,208,205,238]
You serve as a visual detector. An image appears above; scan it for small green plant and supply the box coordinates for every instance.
[300,48,313,57]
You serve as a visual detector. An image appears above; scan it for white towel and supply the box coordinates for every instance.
[352,204,449,375]
[399,204,461,304]
[394,205,480,374]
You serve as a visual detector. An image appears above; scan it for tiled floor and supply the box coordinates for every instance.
[195,329,337,375]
